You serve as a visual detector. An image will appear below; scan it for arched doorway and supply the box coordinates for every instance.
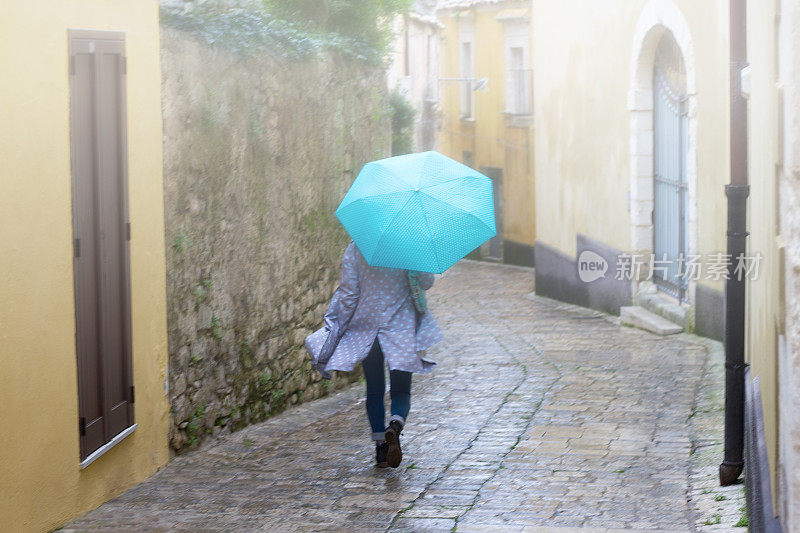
[652,32,688,299]
[629,0,697,303]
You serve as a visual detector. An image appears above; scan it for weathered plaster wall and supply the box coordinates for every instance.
[744,0,781,507]
[161,27,391,451]
[775,0,800,526]
[532,0,729,285]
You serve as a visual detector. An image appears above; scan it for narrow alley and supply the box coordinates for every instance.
[63,262,743,532]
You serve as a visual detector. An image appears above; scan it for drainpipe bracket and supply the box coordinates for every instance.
[726,230,750,238]
[725,184,751,198]
[724,361,750,371]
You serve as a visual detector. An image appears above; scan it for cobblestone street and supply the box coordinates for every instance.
[64,261,744,532]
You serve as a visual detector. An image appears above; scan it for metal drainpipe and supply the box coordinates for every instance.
[719,0,749,487]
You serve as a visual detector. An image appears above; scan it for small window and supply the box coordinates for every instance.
[460,41,474,119]
[503,21,532,116]
[507,47,532,114]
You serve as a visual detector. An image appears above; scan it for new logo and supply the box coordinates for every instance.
[578,250,608,282]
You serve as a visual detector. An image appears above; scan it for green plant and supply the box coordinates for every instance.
[322,380,330,393]
[264,0,411,59]
[210,315,223,340]
[242,436,255,448]
[191,353,200,364]
[734,512,748,527]
[389,90,415,156]
[271,388,286,404]
[185,404,206,447]
[195,278,213,304]
[259,373,273,390]
[161,1,410,64]
[186,419,201,447]
[715,494,728,501]
[172,231,192,253]
[194,286,207,304]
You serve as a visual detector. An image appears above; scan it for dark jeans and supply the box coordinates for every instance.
[362,338,412,438]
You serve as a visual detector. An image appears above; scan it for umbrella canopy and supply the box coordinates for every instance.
[335,151,496,274]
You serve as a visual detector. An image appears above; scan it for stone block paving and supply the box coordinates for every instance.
[63,261,744,532]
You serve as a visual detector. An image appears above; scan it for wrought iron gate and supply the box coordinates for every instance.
[652,41,689,300]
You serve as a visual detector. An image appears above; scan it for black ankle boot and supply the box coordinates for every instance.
[375,442,389,467]
[384,420,403,468]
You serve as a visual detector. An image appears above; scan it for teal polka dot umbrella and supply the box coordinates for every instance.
[335,151,496,274]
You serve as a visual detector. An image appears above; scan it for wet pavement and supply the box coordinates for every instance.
[63,261,744,532]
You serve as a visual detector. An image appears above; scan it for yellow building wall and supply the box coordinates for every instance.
[439,15,475,160]
[745,0,781,502]
[532,0,729,296]
[0,2,170,531]
[438,7,536,247]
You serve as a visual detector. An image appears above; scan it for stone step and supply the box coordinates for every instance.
[638,289,689,328]
[620,305,684,335]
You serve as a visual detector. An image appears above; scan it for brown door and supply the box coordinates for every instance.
[480,167,503,261]
[68,30,134,461]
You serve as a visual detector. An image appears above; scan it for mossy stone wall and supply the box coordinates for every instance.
[161,26,390,451]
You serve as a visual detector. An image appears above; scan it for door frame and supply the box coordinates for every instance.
[628,1,698,303]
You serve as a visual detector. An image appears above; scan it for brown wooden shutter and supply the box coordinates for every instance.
[68,30,134,461]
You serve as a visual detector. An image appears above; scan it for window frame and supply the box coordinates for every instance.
[458,17,476,120]
[503,19,532,116]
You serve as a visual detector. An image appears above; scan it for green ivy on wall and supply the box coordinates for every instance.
[161,0,412,64]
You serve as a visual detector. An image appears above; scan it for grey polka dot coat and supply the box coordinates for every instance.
[305,242,443,378]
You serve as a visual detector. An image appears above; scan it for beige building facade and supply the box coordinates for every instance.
[532,0,730,322]
[532,0,800,527]
[437,0,536,266]
[748,0,800,527]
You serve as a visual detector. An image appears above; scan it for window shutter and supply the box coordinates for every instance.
[68,30,134,461]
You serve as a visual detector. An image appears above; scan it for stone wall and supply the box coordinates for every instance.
[161,26,390,451]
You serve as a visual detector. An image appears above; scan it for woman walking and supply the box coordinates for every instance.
[306,150,496,467]
[305,241,442,467]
